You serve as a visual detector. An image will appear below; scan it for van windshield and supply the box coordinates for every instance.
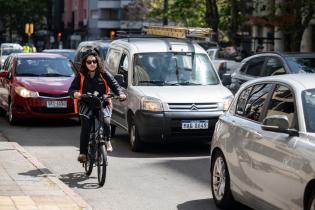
[133,52,219,86]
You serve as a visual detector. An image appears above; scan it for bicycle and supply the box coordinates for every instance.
[79,92,118,186]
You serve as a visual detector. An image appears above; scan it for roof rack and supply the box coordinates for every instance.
[143,26,212,40]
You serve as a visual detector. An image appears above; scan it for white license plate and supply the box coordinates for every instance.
[47,101,67,108]
[181,120,209,129]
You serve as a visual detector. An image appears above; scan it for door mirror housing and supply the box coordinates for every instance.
[222,73,232,86]
[261,115,298,136]
[114,74,125,86]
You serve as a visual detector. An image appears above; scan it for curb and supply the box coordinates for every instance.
[10,141,93,210]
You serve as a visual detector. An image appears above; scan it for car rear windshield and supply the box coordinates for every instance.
[133,52,219,86]
[286,57,315,73]
[16,58,75,77]
[2,48,22,56]
[302,88,315,133]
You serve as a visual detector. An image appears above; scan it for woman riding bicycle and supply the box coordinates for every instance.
[68,48,126,163]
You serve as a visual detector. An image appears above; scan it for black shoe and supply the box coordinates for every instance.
[77,154,87,163]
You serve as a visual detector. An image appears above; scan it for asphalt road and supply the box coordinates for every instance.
[0,116,251,210]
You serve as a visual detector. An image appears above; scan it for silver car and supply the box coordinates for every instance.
[210,74,315,210]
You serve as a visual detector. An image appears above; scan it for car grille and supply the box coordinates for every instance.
[168,103,219,111]
[31,107,74,114]
[38,93,69,98]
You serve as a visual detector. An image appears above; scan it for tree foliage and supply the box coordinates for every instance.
[0,0,50,41]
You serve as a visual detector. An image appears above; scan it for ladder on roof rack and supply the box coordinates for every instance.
[143,26,212,40]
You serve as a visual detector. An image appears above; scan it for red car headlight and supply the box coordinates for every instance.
[15,86,39,98]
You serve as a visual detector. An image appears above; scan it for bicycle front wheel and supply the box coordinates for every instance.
[97,145,107,186]
[85,142,95,176]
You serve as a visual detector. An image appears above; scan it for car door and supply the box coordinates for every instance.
[246,84,302,210]
[230,83,275,208]
[0,56,13,110]
[111,52,129,129]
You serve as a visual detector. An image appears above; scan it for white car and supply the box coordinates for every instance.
[210,74,315,210]
[0,43,23,68]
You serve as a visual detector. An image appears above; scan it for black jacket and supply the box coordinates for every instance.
[68,70,124,99]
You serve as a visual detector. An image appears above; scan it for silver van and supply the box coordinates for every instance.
[106,38,233,151]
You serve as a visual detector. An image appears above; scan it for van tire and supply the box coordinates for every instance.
[129,118,143,152]
[110,124,116,137]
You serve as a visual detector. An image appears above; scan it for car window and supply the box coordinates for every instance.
[266,85,296,129]
[245,57,265,76]
[236,85,253,115]
[239,62,248,74]
[262,57,286,76]
[242,83,273,122]
[302,88,315,133]
[286,56,315,73]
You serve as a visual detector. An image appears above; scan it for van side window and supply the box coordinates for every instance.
[105,48,121,74]
[118,54,128,88]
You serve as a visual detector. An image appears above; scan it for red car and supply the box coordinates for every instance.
[0,53,77,124]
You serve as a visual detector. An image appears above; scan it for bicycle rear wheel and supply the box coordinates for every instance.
[97,144,107,186]
[85,142,95,176]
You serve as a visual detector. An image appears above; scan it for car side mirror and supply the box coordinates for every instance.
[222,73,231,86]
[261,115,298,136]
[0,71,9,79]
[114,74,125,86]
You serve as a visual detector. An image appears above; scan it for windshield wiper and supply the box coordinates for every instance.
[138,80,165,85]
[16,73,39,76]
[39,73,71,77]
[169,81,202,86]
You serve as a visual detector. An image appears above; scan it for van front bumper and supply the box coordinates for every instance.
[134,110,223,143]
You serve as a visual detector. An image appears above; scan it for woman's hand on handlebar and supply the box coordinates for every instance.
[119,93,127,101]
[74,91,82,99]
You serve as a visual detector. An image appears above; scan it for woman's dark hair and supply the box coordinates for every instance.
[80,48,104,76]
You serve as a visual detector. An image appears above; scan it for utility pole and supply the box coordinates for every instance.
[163,0,168,26]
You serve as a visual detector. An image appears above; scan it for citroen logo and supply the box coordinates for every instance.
[190,104,198,111]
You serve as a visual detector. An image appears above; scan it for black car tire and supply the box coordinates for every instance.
[307,190,315,210]
[211,151,234,209]
[110,124,116,137]
[128,117,143,152]
[8,102,18,125]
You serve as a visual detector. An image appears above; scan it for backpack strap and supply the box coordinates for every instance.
[74,72,85,114]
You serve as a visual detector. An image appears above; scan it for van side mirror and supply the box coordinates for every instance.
[222,73,231,86]
[114,74,125,86]
[261,115,299,136]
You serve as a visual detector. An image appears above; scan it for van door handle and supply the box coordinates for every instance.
[249,129,262,139]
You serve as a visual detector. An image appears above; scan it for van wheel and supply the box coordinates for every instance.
[8,102,18,125]
[307,190,315,210]
[110,124,116,137]
[129,118,143,152]
[211,151,234,209]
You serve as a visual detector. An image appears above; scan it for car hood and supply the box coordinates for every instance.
[134,85,233,103]
[16,77,74,94]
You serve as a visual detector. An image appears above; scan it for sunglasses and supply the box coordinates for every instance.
[86,60,97,65]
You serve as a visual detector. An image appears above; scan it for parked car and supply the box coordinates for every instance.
[229,52,315,93]
[74,40,111,68]
[210,74,315,210]
[106,37,233,151]
[0,53,77,124]
[0,43,23,68]
[42,49,76,62]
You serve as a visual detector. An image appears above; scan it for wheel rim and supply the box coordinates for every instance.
[130,124,135,147]
[8,103,13,122]
[212,156,226,201]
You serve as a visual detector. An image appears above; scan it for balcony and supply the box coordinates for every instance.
[97,20,143,29]
[98,0,132,9]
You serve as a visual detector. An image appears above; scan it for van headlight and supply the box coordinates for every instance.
[15,86,39,98]
[220,95,233,111]
[141,96,163,112]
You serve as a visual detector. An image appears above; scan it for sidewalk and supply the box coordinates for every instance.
[0,133,92,210]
